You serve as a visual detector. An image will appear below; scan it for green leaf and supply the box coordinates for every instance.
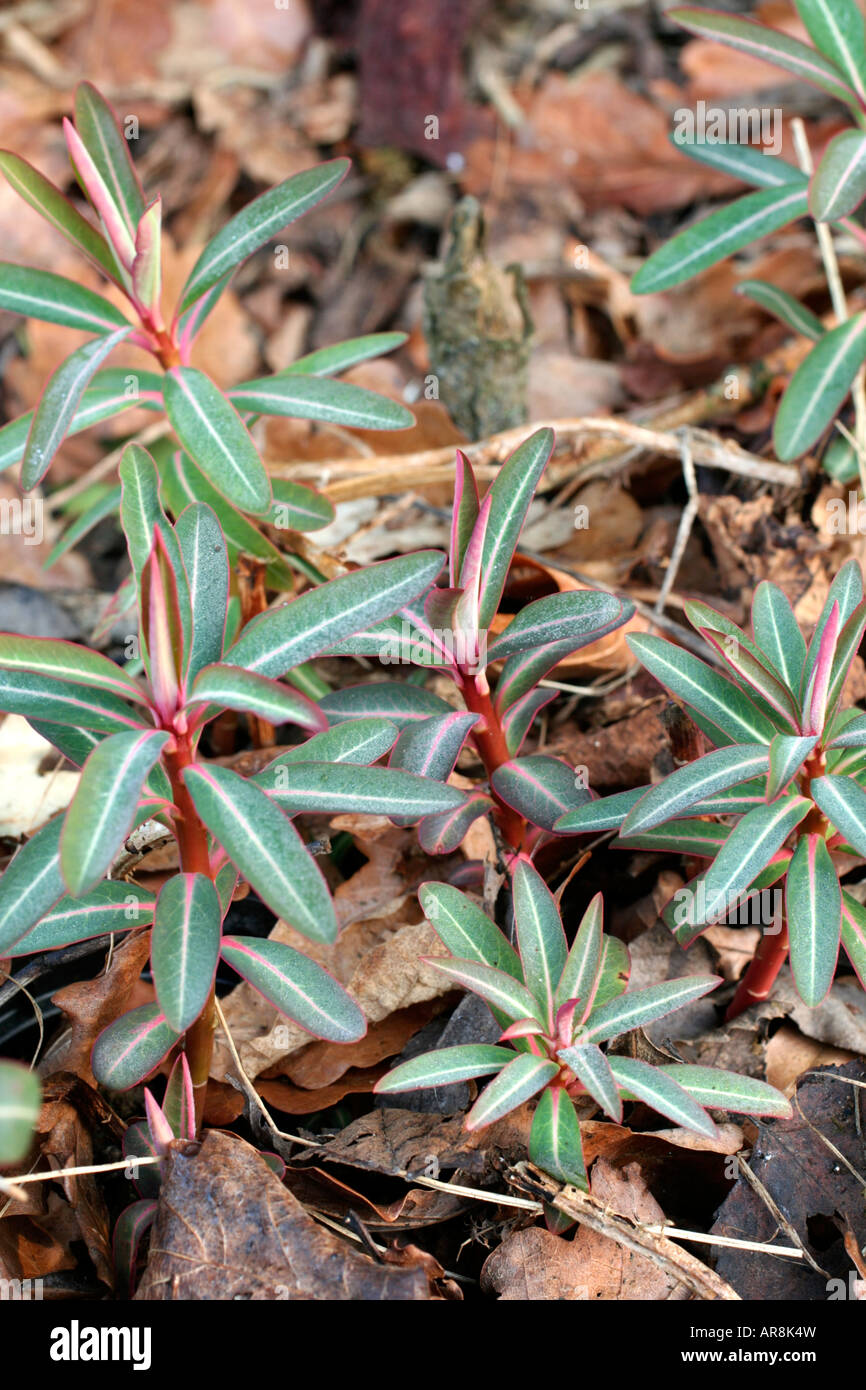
[785,834,841,1007]
[113,1199,157,1299]
[613,819,731,857]
[529,1086,587,1188]
[695,624,800,728]
[91,1004,179,1090]
[179,159,349,312]
[174,503,228,679]
[22,326,130,489]
[582,975,720,1044]
[620,745,770,837]
[418,881,522,980]
[0,150,119,281]
[183,763,337,942]
[388,711,477,782]
[425,955,547,1026]
[27,720,102,769]
[752,582,807,692]
[60,730,170,895]
[774,312,866,460]
[555,893,603,1017]
[671,136,805,189]
[119,442,191,610]
[800,559,864,702]
[485,590,627,663]
[73,82,145,244]
[828,711,866,748]
[0,634,147,706]
[841,889,866,987]
[607,1055,717,1138]
[493,639,577,713]
[221,935,365,1042]
[269,477,335,533]
[811,772,866,856]
[260,759,465,819]
[627,633,778,743]
[658,1064,792,1118]
[265,718,399,768]
[229,374,413,430]
[319,681,451,728]
[375,1044,512,1093]
[668,6,859,107]
[223,551,444,678]
[554,785,647,834]
[810,129,866,222]
[477,428,555,630]
[795,0,866,104]
[491,755,591,833]
[827,597,866,713]
[6,882,154,957]
[282,332,407,377]
[737,280,824,341]
[418,792,492,856]
[151,873,221,1032]
[0,815,64,955]
[501,688,555,757]
[0,1063,41,1164]
[0,262,130,333]
[595,936,631,1009]
[631,185,808,295]
[0,668,146,733]
[767,734,818,799]
[512,860,567,1026]
[466,1053,558,1129]
[559,1043,622,1122]
[163,367,271,515]
[187,664,327,732]
[702,795,811,923]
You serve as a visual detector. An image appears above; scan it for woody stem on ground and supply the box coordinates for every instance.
[456,670,526,853]
[165,734,216,1132]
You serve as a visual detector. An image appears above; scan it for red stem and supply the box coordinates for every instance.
[725,919,789,1020]
[457,672,526,853]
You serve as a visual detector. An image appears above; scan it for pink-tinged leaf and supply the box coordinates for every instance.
[700,796,811,924]
[187,664,327,733]
[220,935,366,1042]
[0,262,130,335]
[811,773,866,858]
[827,598,866,713]
[491,754,591,833]
[161,1053,195,1141]
[607,1055,718,1138]
[785,833,841,1007]
[529,1086,587,1189]
[0,149,120,282]
[422,954,547,1027]
[143,1089,174,1156]
[0,668,146,734]
[417,791,492,855]
[151,873,221,1033]
[140,526,185,718]
[113,1199,157,1299]
[663,853,791,946]
[494,638,585,714]
[559,1042,622,1122]
[465,1053,558,1130]
[697,626,800,729]
[418,881,522,981]
[374,1044,512,1094]
[450,449,480,587]
[512,860,568,1029]
[91,1004,179,1090]
[582,975,721,1044]
[841,889,866,988]
[73,82,146,245]
[163,367,272,515]
[766,733,818,800]
[556,892,605,1020]
[804,600,840,733]
[455,494,492,667]
[554,997,581,1046]
[487,590,627,665]
[132,197,162,312]
[21,326,131,490]
[477,428,555,630]
[620,744,771,837]
[658,1063,792,1118]
[5,881,154,958]
[63,118,136,270]
[499,1017,547,1041]
[0,634,148,707]
[501,687,556,756]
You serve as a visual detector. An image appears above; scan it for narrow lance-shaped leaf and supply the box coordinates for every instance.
[627,633,778,744]
[811,773,866,857]
[187,664,327,733]
[491,755,591,833]
[113,1200,157,1300]
[804,600,840,733]
[375,1044,513,1094]
[502,688,556,757]
[132,196,162,311]
[0,150,119,281]
[828,711,866,748]
[767,733,818,799]
[697,626,800,729]
[668,6,860,108]
[388,712,478,782]
[221,936,365,1042]
[260,760,466,818]
[613,819,731,857]
[607,1055,717,1138]
[6,881,155,958]
[22,326,131,490]
[477,428,554,630]
[161,1055,196,1141]
[424,955,548,1027]
[0,815,64,956]
[841,890,866,988]
[163,367,271,515]
[63,118,136,270]
[555,785,647,835]
[631,185,809,295]
[495,638,595,714]
[91,1004,179,1090]
[0,262,130,334]
[701,795,811,924]
[0,634,147,706]
[174,502,228,678]
[73,82,145,248]
[228,374,413,430]
[418,881,522,981]
[417,792,493,856]
[752,582,807,692]
[319,682,452,728]
[794,0,866,106]
[269,477,334,533]
[826,597,866,714]
[620,745,770,838]
[179,159,349,313]
[658,1064,792,1117]
[736,280,824,341]
[0,669,145,734]
[466,1054,558,1130]
[486,590,626,663]
[450,450,480,587]
[151,873,221,1033]
[774,313,866,461]
[799,559,864,702]
[0,1063,41,1164]
[140,527,185,718]
[555,893,603,1019]
[266,718,399,768]
[224,551,444,678]
[810,130,866,222]
[279,332,407,377]
[785,833,842,1007]
[581,976,721,1044]
[529,1086,587,1189]
[671,136,806,189]
[559,1043,622,1122]
[512,860,567,1027]
[183,763,337,942]
[60,730,170,896]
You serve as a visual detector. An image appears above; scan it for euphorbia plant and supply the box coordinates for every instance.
[317,427,633,858]
[0,81,413,582]
[555,560,866,1018]
[375,861,790,1188]
[634,2,866,472]
[0,446,469,1126]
